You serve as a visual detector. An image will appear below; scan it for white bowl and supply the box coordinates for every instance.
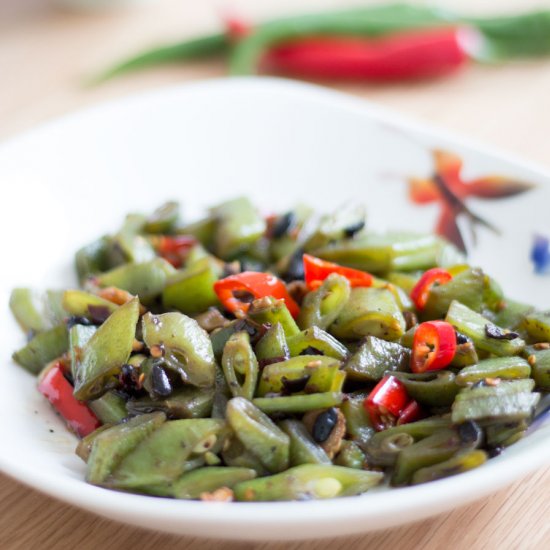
[0,78,548,540]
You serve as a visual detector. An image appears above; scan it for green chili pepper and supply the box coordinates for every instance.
[492,298,534,330]
[411,450,488,484]
[248,296,300,339]
[211,364,231,419]
[297,273,351,331]
[340,394,375,450]
[255,322,289,364]
[330,287,406,341]
[334,440,367,469]
[142,311,216,388]
[451,338,479,368]
[108,418,227,489]
[96,258,175,304]
[86,411,166,484]
[162,257,221,315]
[452,379,540,424]
[112,213,156,264]
[73,298,140,401]
[287,326,349,360]
[62,290,118,321]
[456,357,531,386]
[229,4,454,75]
[485,421,528,448]
[210,319,258,360]
[9,288,63,333]
[94,33,228,83]
[253,392,344,414]
[257,355,343,396]
[12,325,68,374]
[127,387,215,419]
[373,277,413,311]
[89,391,128,424]
[75,237,113,282]
[391,428,464,486]
[76,424,112,462]
[226,397,290,473]
[366,417,452,466]
[312,233,442,274]
[171,467,257,499]
[392,370,460,407]
[143,201,180,234]
[222,331,259,400]
[344,335,410,382]
[221,437,270,476]
[423,268,487,319]
[278,419,331,466]
[303,204,367,251]
[523,346,550,390]
[520,311,550,343]
[469,10,550,59]
[446,300,525,356]
[385,271,420,294]
[69,324,96,378]
[210,197,266,260]
[176,218,217,248]
[233,464,383,501]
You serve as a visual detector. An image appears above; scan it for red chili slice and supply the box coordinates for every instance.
[410,267,453,310]
[397,400,425,425]
[303,254,374,291]
[213,271,300,318]
[153,235,197,268]
[364,375,410,431]
[411,320,457,373]
[38,363,100,438]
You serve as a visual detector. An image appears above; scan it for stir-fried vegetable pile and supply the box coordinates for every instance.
[10,198,550,501]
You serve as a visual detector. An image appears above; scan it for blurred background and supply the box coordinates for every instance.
[1,0,550,163]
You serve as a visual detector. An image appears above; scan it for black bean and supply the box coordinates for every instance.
[258,356,287,369]
[488,446,504,458]
[272,212,297,239]
[87,305,112,324]
[119,364,141,396]
[232,289,256,304]
[299,346,323,356]
[151,364,172,397]
[283,249,305,282]
[281,375,311,394]
[403,311,418,331]
[457,421,483,446]
[343,220,365,238]
[233,319,266,344]
[312,408,338,443]
[484,324,519,341]
[66,315,94,329]
[455,331,469,345]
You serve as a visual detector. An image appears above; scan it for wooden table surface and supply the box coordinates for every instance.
[1,1,549,548]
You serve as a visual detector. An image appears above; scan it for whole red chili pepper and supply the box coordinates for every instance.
[264,27,474,80]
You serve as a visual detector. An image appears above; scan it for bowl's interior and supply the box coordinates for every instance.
[0,78,548,540]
